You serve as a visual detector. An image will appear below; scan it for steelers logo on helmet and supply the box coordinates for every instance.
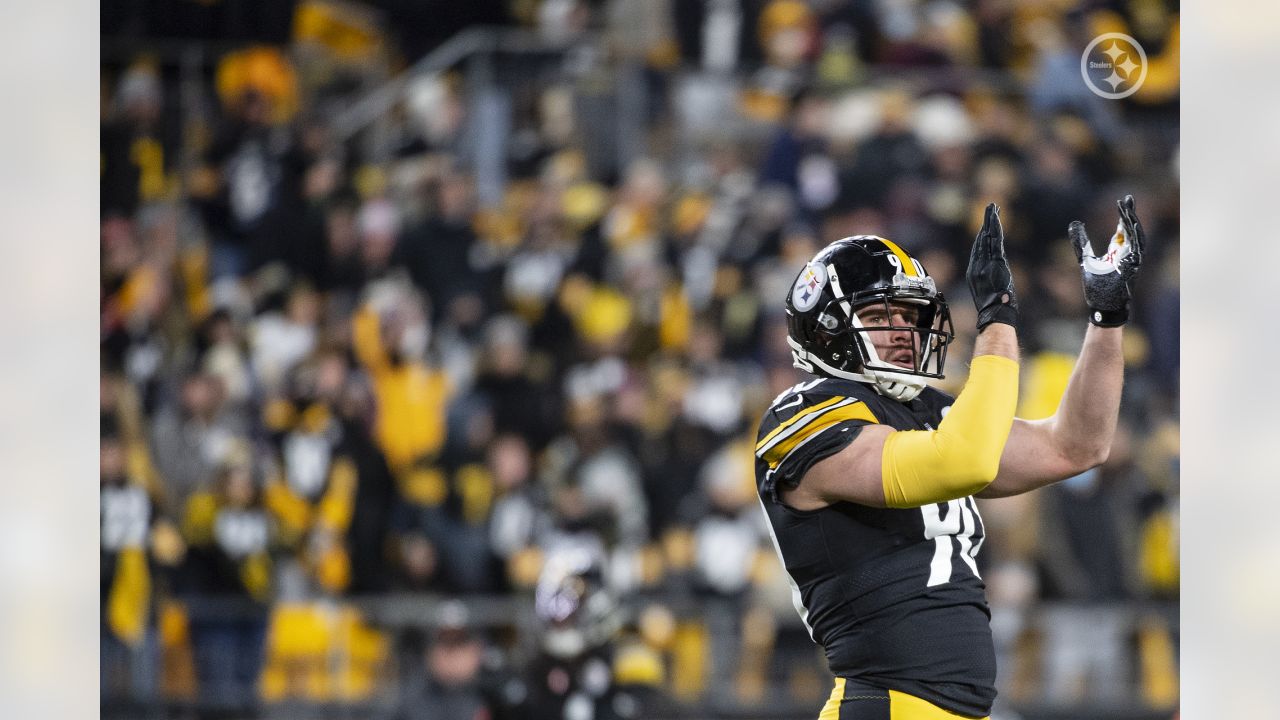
[784,235,954,402]
[791,261,828,312]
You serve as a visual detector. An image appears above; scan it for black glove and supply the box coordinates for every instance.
[966,203,1019,330]
[1069,194,1146,327]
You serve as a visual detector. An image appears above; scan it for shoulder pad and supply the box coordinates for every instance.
[756,384,880,469]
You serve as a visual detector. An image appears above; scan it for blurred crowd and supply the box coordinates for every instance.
[101,0,1180,716]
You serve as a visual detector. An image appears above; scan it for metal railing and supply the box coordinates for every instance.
[101,594,1178,720]
[329,27,587,142]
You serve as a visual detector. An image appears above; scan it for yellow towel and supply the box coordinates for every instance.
[107,547,151,646]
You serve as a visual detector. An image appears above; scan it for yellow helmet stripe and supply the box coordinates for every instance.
[877,237,918,277]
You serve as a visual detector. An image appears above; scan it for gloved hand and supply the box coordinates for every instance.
[1069,194,1147,327]
[966,203,1019,330]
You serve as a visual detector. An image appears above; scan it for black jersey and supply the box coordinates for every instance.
[489,650,641,720]
[754,376,996,717]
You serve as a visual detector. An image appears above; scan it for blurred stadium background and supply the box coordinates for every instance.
[99,1,1179,718]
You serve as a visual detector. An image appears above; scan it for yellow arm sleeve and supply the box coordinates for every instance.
[881,355,1019,508]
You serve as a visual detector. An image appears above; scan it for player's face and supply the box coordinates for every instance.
[855,301,920,370]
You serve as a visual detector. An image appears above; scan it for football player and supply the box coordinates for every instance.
[490,548,644,720]
[756,198,1146,719]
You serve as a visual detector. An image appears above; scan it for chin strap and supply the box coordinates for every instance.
[864,367,927,402]
[787,337,927,402]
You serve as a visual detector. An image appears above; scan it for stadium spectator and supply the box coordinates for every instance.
[101,59,172,218]
[1037,420,1144,702]
[101,431,161,710]
[150,372,248,518]
[387,603,491,720]
[180,448,273,716]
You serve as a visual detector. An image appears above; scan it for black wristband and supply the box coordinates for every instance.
[1088,307,1128,327]
[977,296,1019,330]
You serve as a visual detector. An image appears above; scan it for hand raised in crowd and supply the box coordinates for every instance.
[1069,194,1147,327]
[966,203,1019,331]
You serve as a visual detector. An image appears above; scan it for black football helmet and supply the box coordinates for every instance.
[785,236,954,401]
[534,547,621,659]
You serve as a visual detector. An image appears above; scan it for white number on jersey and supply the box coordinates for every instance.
[920,497,984,587]
[770,378,824,407]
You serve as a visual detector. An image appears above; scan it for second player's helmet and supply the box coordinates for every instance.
[785,236,954,402]
[534,547,621,659]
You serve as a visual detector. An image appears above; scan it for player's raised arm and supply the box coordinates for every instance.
[792,204,1021,509]
[980,194,1148,497]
